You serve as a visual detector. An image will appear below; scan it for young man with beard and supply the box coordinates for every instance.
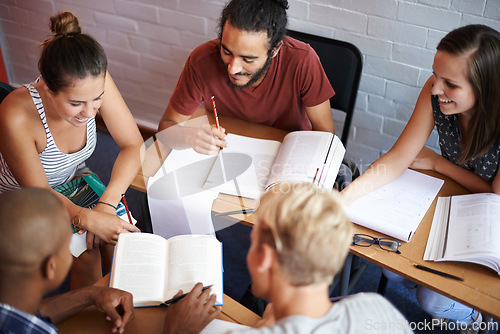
[158,0,335,155]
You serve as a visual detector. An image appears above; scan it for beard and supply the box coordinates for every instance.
[221,55,273,90]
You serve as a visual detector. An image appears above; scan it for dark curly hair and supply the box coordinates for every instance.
[217,0,289,56]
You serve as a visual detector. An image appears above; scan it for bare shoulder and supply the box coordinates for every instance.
[0,87,41,136]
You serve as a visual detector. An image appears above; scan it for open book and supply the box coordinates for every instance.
[109,233,223,307]
[346,169,444,242]
[424,193,500,275]
[202,131,345,199]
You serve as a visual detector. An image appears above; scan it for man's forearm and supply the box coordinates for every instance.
[40,288,94,324]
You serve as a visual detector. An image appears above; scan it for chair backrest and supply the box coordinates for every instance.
[287,30,362,146]
[0,82,15,104]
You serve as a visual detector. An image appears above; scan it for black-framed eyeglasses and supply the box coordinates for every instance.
[352,234,401,254]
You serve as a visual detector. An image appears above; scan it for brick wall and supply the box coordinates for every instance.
[1,0,499,169]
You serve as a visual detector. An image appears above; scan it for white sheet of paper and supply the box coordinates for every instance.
[147,148,218,240]
[201,319,250,333]
[347,169,444,241]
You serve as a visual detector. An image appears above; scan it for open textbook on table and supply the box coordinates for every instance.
[110,233,223,307]
[346,169,444,242]
[424,193,500,275]
[202,131,345,199]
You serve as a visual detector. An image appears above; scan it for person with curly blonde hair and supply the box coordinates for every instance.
[164,183,412,333]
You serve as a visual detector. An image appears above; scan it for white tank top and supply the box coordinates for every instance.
[0,80,97,192]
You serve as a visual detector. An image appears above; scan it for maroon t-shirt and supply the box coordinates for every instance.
[169,36,334,131]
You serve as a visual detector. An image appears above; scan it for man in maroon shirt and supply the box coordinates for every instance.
[158,0,335,155]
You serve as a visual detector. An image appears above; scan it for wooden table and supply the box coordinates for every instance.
[347,171,500,321]
[133,110,500,321]
[57,275,260,333]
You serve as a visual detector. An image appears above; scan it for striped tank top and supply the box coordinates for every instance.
[0,81,97,192]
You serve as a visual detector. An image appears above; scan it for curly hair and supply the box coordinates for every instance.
[255,182,353,286]
[217,0,289,55]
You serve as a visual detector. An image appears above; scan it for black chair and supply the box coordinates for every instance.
[287,31,366,295]
[287,30,362,147]
[0,81,15,103]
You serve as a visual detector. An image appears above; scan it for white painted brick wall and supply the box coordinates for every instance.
[0,0,499,170]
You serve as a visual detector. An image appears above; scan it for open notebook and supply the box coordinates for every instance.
[346,169,444,242]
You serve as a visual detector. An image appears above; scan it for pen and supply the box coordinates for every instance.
[215,209,255,217]
[414,264,464,281]
[162,285,213,305]
[121,194,133,225]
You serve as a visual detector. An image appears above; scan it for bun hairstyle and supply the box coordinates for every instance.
[39,11,107,93]
[218,0,289,55]
[49,11,82,36]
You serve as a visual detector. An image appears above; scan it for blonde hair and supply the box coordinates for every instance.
[256,182,353,286]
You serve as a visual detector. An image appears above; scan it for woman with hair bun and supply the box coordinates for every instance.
[0,11,142,289]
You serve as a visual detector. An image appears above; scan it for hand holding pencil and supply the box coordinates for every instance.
[186,96,227,155]
[210,96,228,152]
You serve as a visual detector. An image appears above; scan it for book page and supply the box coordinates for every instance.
[424,197,451,261]
[110,233,167,306]
[316,135,345,190]
[265,131,333,188]
[201,319,250,333]
[165,235,223,305]
[347,169,444,241]
[443,193,500,261]
[203,134,281,199]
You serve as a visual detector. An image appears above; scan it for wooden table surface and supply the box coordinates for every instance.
[57,275,260,333]
[133,110,500,320]
[349,171,500,320]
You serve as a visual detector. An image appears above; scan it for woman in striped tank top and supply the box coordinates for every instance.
[0,12,142,289]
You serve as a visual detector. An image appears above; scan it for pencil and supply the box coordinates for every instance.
[162,285,213,305]
[121,194,133,225]
[211,96,220,130]
[414,264,464,281]
[210,95,227,182]
[312,167,320,184]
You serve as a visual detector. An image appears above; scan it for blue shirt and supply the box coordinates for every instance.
[0,303,57,334]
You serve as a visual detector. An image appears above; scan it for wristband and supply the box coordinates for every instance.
[96,201,117,210]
